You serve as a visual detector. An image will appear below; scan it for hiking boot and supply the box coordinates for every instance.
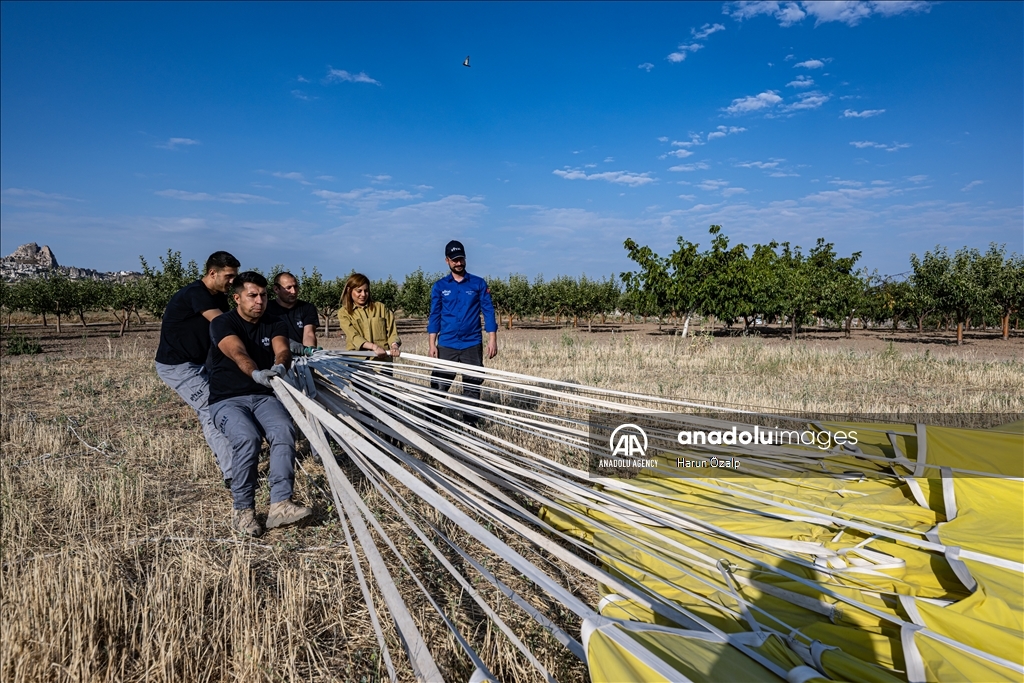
[223,477,232,490]
[232,508,263,537]
[266,499,313,530]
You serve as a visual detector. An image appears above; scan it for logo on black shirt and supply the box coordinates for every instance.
[262,337,271,346]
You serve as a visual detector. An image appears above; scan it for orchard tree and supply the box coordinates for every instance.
[300,268,342,337]
[400,268,434,318]
[139,250,200,319]
[988,249,1023,340]
[371,276,401,313]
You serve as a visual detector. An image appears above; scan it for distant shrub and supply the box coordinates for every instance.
[3,331,43,355]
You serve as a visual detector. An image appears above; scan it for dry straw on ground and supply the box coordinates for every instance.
[2,331,1021,681]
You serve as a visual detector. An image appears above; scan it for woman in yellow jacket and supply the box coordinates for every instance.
[337,273,401,359]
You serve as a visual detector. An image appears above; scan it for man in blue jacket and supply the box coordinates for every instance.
[427,240,498,424]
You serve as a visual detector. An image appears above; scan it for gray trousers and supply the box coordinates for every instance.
[155,361,234,478]
[211,394,296,510]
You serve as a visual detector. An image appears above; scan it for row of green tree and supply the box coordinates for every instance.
[1,230,1021,343]
[619,225,1022,343]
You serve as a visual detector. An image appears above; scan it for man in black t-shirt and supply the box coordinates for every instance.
[208,271,312,537]
[267,272,320,351]
[154,251,239,482]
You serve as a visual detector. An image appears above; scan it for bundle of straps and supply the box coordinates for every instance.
[269,351,1024,683]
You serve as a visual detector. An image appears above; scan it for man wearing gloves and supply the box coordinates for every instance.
[427,240,498,426]
[154,251,239,485]
[207,271,311,537]
[267,271,320,356]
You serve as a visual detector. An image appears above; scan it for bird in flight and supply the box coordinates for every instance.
[463,56,471,68]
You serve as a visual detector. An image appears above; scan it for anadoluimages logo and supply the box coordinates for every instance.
[609,423,648,457]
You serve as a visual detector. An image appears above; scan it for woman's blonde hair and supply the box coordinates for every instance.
[341,273,372,314]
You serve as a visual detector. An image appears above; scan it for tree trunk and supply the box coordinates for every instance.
[572,314,578,328]
[323,314,329,339]
[42,312,48,327]
[1003,313,1010,340]
[588,317,592,333]
[681,315,690,339]
[540,312,545,323]
[507,313,513,331]
[78,310,88,327]
[844,314,853,339]
[56,313,62,334]
[956,322,964,345]
[791,316,797,341]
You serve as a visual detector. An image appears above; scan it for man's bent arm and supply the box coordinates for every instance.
[219,335,257,375]
[202,309,224,322]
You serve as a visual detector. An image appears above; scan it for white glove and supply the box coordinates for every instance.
[288,340,304,355]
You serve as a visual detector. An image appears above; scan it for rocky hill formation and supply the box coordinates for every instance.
[2,243,141,283]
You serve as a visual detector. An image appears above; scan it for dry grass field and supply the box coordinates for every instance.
[2,320,1022,682]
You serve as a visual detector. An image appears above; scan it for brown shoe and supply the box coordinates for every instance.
[232,508,263,537]
[266,499,313,530]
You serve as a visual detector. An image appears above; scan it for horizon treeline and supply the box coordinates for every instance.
[1,226,1020,344]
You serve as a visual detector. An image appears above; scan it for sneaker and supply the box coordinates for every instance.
[223,477,232,489]
[232,508,263,537]
[266,499,313,530]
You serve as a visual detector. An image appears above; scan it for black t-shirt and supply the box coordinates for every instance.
[207,309,288,404]
[155,280,229,365]
[266,299,320,344]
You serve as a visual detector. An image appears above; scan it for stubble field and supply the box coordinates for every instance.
[2,319,1022,682]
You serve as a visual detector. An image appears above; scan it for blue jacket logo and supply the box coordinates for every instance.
[442,289,451,296]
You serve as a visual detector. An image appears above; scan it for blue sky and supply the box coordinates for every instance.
[2,1,1021,281]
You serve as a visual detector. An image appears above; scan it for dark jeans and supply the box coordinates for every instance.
[430,344,484,402]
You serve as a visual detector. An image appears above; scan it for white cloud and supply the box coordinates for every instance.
[769,171,800,177]
[667,43,703,63]
[657,136,669,142]
[155,189,279,204]
[842,108,885,118]
[850,141,910,152]
[269,171,311,185]
[724,1,807,26]
[291,90,314,101]
[604,157,615,163]
[312,187,422,210]
[724,1,929,27]
[679,194,697,201]
[367,174,392,183]
[961,180,983,192]
[324,68,381,86]
[297,76,310,83]
[316,175,335,181]
[722,187,749,197]
[553,167,655,187]
[723,90,782,114]
[787,75,815,88]
[672,134,705,147]
[907,175,928,183]
[692,22,726,39]
[737,160,780,169]
[663,149,695,159]
[707,125,746,140]
[697,179,730,191]
[829,179,863,187]
[669,162,710,172]
[638,62,654,72]
[794,59,826,69]
[157,137,200,150]
[781,90,830,112]
[1,187,80,208]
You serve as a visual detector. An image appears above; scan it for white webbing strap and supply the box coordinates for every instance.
[273,381,443,682]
